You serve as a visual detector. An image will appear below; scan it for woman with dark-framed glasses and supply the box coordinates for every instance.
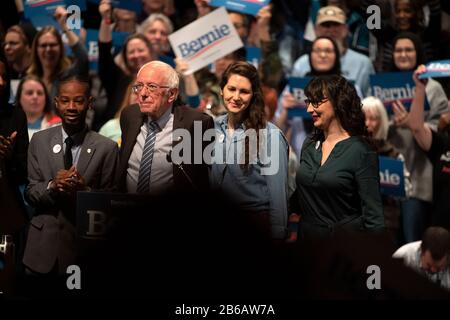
[292,75,384,238]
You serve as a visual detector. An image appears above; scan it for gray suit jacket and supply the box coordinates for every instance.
[23,125,118,274]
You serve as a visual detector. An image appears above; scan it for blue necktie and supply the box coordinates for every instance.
[137,120,161,193]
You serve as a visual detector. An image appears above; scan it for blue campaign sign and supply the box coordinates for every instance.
[24,0,66,29]
[24,0,86,29]
[87,0,142,14]
[85,29,129,72]
[246,46,261,69]
[287,77,312,119]
[369,72,429,113]
[209,0,271,16]
[418,60,450,79]
[71,0,87,11]
[379,156,405,198]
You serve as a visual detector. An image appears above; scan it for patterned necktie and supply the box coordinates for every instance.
[64,136,74,170]
[137,120,161,193]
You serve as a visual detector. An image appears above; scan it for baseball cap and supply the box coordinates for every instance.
[316,6,346,25]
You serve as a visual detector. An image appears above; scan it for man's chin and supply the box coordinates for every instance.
[139,105,155,114]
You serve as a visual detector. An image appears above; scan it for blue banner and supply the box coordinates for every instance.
[379,156,405,198]
[369,72,429,113]
[71,0,87,11]
[209,0,271,16]
[246,46,261,69]
[24,0,66,28]
[418,60,450,79]
[24,0,86,29]
[87,0,142,14]
[287,77,312,119]
[85,29,129,72]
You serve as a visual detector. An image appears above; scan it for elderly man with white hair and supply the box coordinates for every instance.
[116,61,214,194]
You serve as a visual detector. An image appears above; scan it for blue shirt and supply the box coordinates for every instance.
[210,115,289,239]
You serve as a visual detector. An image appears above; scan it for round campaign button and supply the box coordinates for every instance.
[53,144,62,154]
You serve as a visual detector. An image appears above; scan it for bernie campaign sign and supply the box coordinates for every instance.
[209,0,271,16]
[418,60,450,79]
[24,0,86,29]
[287,77,312,119]
[246,47,261,69]
[24,0,66,28]
[379,156,405,198]
[369,72,429,113]
[169,7,243,75]
[85,29,129,72]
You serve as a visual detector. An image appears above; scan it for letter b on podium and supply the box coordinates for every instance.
[86,210,107,237]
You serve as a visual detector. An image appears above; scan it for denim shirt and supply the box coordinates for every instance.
[210,115,289,239]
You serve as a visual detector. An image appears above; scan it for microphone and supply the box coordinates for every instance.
[166,150,198,191]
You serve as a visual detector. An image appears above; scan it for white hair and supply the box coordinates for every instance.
[139,13,174,35]
[137,60,179,89]
[362,96,389,141]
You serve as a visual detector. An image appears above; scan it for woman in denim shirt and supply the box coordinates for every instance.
[210,62,289,240]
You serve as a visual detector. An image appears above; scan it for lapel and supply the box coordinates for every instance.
[50,128,64,175]
[123,105,145,165]
[77,131,95,175]
[172,105,185,149]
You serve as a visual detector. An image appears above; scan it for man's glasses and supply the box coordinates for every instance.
[304,98,329,108]
[131,82,170,94]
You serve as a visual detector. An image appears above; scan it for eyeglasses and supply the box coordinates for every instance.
[131,82,170,94]
[312,48,335,55]
[304,98,329,108]
[38,43,59,49]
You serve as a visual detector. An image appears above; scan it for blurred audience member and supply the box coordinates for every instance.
[15,75,61,140]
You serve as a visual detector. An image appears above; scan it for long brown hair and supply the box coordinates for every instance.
[304,75,368,142]
[27,26,71,81]
[220,61,267,168]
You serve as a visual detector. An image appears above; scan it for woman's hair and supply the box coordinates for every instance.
[390,31,426,72]
[139,13,174,36]
[220,61,267,167]
[27,26,71,80]
[307,36,341,76]
[15,75,52,115]
[361,96,389,141]
[121,33,153,73]
[304,75,367,141]
[115,81,135,119]
[220,61,266,132]
[6,25,33,48]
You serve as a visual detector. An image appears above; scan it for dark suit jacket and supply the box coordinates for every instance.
[23,126,118,274]
[117,104,214,193]
[0,105,29,233]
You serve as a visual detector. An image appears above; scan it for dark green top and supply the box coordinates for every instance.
[295,136,384,235]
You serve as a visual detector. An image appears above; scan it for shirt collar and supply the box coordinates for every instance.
[216,114,246,132]
[147,106,172,130]
[61,125,88,146]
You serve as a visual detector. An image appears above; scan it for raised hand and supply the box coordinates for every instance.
[99,0,113,23]
[392,99,409,128]
[54,6,69,29]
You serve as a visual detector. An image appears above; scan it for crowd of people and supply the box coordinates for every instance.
[1,0,450,298]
